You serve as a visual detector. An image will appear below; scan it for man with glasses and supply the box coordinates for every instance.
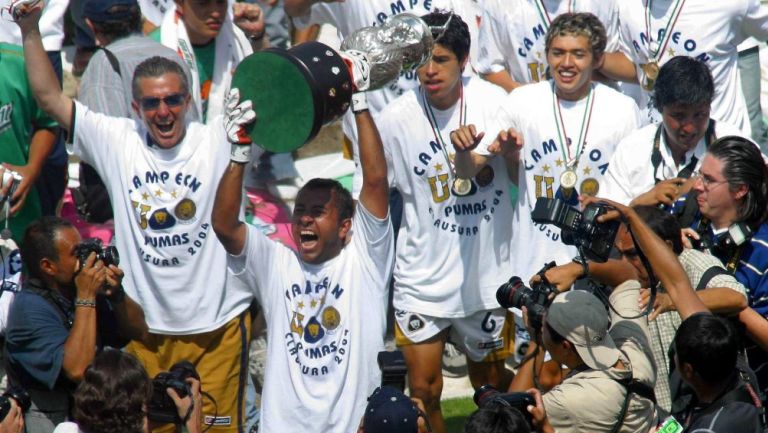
[15,7,255,433]
[684,136,768,396]
[601,56,746,210]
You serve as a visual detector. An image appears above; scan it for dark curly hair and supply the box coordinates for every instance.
[545,12,607,60]
[73,350,151,433]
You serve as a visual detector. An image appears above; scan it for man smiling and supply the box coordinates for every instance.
[16,6,254,433]
[465,12,641,281]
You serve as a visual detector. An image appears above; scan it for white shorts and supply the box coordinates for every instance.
[394,308,514,362]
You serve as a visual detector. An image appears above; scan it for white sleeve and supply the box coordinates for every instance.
[476,7,508,75]
[741,0,768,41]
[293,2,344,31]
[231,224,285,307]
[603,0,621,52]
[350,203,394,288]
[70,101,133,176]
[600,140,637,205]
[477,92,519,154]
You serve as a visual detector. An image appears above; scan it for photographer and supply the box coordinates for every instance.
[53,349,202,433]
[539,205,748,411]
[509,198,714,432]
[4,217,148,433]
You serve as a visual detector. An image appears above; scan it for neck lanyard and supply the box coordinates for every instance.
[534,0,576,31]
[695,217,745,273]
[645,0,687,62]
[422,85,467,178]
[552,82,595,169]
[651,119,716,184]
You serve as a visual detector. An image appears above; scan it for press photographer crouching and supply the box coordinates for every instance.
[53,350,202,433]
[4,217,148,433]
[505,197,716,432]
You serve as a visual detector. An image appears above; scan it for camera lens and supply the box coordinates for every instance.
[496,277,524,309]
[473,384,500,407]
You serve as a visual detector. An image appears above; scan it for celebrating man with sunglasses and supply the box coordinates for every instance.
[16,6,255,433]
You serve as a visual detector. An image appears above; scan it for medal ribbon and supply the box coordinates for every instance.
[645,0,687,62]
[422,84,468,179]
[551,82,595,169]
[534,0,576,31]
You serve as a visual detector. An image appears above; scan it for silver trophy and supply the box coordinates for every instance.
[231,13,434,152]
[340,13,434,90]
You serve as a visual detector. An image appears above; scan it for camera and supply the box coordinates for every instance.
[378,350,408,392]
[531,197,619,263]
[474,384,535,425]
[496,262,557,330]
[0,387,30,421]
[148,360,199,424]
[0,170,22,205]
[74,238,120,269]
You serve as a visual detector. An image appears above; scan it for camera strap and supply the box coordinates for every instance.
[694,218,748,274]
[651,119,716,184]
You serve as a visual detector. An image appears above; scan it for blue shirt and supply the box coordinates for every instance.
[5,286,126,390]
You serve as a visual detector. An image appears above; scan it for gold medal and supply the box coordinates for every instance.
[641,62,660,91]
[452,178,472,196]
[560,168,578,190]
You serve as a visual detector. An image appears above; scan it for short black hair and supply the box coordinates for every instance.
[674,314,739,384]
[464,403,531,433]
[652,56,715,111]
[421,10,471,64]
[545,12,607,59]
[132,56,189,102]
[21,216,75,279]
[298,178,354,221]
[89,5,141,42]
[633,205,683,255]
[707,135,768,228]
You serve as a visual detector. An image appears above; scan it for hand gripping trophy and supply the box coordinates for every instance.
[231,13,434,153]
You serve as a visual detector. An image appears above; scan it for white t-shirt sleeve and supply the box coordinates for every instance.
[231,224,284,307]
[292,2,343,31]
[476,5,508,75]
[477,92,519,154]
[70,100,132,175]
[741,0,768,41]
[601,136,638,205]
[349,202,393,288]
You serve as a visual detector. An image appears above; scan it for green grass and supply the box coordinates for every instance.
[442,396,475,433]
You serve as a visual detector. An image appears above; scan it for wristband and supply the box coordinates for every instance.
[351,92,368,113]
[231,144,252,164]
[572,256,589,279]
[75,298,97,308]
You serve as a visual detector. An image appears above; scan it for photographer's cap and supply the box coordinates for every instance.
[547,290,619,370]
[83,0,139,23]
[363,386,420,433]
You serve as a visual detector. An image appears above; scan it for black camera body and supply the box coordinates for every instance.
[148,360,199,424]
[496,262,557,330]
[531,197,619,263]
[75,238,120,269]
[474,384,535,426]
[378,350,408,392]
[0,387,31,421]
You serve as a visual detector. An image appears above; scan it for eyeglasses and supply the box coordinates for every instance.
[139,93,187,111]
[693,170,728,190]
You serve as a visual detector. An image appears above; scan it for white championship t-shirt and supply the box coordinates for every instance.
[617,0,768,135]
[380,75,515,317]
[70,101,252,334]
[602,121,746,205]
[231,204,394,433]
[480,81,641,280]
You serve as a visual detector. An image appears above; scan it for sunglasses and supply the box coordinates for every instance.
[139,93,187,111]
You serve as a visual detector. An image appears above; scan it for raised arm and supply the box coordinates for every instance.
[212,90,256,255]
[355,108,388,218]
[15,5,73,131]
[587,197,709,319]
[599,51,639,83]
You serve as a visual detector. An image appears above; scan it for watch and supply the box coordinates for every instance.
[572,255,589,279]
